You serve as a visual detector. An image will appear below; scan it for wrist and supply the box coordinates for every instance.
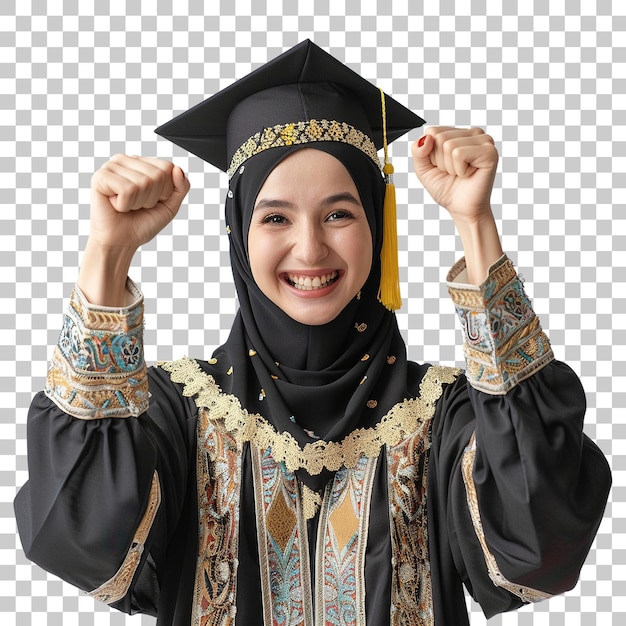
[453,213,503,285]
[77,240,137,307]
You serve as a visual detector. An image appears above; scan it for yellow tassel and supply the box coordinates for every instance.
[378,162,401,310]
[377,88,401,311]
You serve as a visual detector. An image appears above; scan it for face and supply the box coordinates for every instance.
[248,148,373,326]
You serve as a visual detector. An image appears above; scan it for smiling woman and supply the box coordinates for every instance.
[14,40,610,626]
[248,149,373,326]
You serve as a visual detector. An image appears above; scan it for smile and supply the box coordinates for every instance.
[284,271,339,291]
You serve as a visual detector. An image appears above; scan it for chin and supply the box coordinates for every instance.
[281,302,346,326]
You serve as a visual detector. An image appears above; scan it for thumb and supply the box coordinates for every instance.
[167,165,191,208]
[411,134,436,184]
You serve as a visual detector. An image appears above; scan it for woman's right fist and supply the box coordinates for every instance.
[89,154,190,252]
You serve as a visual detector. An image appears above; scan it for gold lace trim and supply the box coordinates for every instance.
[461,435,552,604]
[301,483,323,520]
[89,471,161,604]
[158,357,460,475]
[227,119,381,178]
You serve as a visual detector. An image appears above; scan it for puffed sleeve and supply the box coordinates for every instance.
[14,282,197,616]
[429,256,611,620]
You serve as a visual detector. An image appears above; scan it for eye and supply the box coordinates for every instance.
[261,213,289,225]
[325,209,354,222]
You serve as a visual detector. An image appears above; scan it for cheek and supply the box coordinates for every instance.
[248,229,280,285]
[340,225,373,280]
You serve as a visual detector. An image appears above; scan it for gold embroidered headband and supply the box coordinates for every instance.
[227,118,381,179]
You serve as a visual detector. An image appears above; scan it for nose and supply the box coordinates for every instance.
[292,222,328,265]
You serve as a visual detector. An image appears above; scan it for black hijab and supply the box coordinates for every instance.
[212,142,410,491]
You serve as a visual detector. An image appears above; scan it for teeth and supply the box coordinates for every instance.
[287,271,338,290]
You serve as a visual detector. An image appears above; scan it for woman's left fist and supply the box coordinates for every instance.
[412,126,499,224]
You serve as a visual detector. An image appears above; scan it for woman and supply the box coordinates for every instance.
[14,40,610,625]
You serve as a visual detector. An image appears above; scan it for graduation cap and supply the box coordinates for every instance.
[155,39,425,310]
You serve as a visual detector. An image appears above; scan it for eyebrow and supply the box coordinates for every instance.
[254,192,362,211]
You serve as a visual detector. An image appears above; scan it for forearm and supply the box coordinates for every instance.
[453,211,504,285]
[77,239,137,307]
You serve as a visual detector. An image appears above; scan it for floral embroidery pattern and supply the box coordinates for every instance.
[159,357,459,476]
[387,423,434,625]
[448,255,554,394]
[192,414,242,626]
[46,282,149,419]
[227,119,381,178]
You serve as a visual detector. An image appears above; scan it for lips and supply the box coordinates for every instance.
[284,270,339,291]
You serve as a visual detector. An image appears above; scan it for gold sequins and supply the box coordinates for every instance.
[208,358,218,365]
[226,366,233,375]
[361,354,370,361]
[360,375,368,385]
[387,356,397,365]
[259,389,266,401]
[226,225,232,234]
[367,400,378,409]
[355,322,367,333]
[356,290,362,300]
[271,375,279,380]
[249,349,257,357]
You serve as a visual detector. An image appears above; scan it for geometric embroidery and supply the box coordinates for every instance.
[448,255,554,394]
[329,488,359,554]
[266,487,298,555]
[252,446,312,626]
[316,456,376,626]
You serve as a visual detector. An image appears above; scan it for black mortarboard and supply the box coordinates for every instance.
[154,39,425,176]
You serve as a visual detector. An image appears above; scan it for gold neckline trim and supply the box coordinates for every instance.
[158,357,460,475]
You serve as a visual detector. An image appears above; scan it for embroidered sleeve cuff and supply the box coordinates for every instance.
[45,279,149,419]
[447,255,554,395]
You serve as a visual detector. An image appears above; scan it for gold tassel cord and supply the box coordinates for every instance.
[377,88,402,311]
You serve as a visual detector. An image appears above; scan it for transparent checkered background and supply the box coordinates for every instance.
[1,0,624,624]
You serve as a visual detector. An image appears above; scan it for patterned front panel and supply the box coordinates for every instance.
[193,411,243,626]
[252,446,313,626]
[387,424,434,626]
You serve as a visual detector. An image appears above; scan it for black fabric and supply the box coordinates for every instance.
[364,449,393,626]
[215,142,410,491]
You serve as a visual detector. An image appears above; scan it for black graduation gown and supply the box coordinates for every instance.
[14,358,610,625]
